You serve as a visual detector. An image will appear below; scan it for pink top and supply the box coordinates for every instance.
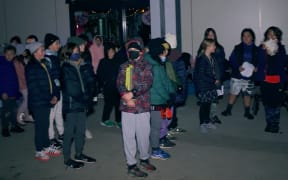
[89,42,104,74]
[14,60,27,90]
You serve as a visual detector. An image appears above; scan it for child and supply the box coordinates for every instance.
[25,42,61,161]
[61,42,96,169]
[117,39,155,177]
[194,39,219,133]
[0,45,24,137]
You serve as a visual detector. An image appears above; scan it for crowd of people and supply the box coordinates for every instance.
[0,25,287,177]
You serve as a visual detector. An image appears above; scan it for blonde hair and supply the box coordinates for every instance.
[198,38,215,57]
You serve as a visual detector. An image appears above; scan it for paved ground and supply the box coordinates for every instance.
[1,95,288,180]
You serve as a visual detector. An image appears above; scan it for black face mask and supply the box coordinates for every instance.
[128,51,140,60]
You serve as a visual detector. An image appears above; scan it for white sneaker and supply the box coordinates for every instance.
[85,129,93,139]
[44,145,61,157]
[200,124,208,133]
[35,151,49,161]
[206,122,217,130]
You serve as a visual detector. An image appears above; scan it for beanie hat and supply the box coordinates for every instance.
[126,38,144,51]
[44,33,59,49]
[148,38,167,56]
[67,36,85,46]
[165,33,177,49]
[26,42,43,54]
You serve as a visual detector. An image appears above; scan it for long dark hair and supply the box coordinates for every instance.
[241,28,256,42]
[197,28,223,56]
[264,26,283,41]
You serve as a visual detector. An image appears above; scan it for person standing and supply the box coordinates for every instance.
[117,39,155,177]
[194,39,219,133]
[61,42,96,169]
[0,45,24,137]
[44,33,64,148]
[197,28,226,124]
[221,28,259,120]
[256,26,287,133]
[146,38,176,159]
[25,42,61,161]
[97,43,122,128]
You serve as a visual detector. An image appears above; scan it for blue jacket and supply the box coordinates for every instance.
[255,43,287,83]
[45,51,61,90]
[25,58,60,109]
[0,56,20,98]
[229,42,259,80]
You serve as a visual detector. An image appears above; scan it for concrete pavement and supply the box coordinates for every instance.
[1,95,288,180]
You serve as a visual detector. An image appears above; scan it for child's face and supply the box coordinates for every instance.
[49,40,61,52]
[108,48,116,59]
[5,50,16,61]
[207,31,215,40]
[267,30,277,41]
[34,46,45,60]
[242,32,253,45]
[73,47,80,54]
[207,43,216,54]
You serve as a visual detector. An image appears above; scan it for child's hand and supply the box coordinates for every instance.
[122,92,133,101]
[126,99,136,108]
[1,93,8,100]
[50,96,58,105]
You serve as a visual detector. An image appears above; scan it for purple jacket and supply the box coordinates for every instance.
[0,56,20,98]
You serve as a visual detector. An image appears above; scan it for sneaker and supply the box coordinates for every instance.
[128,165,148,177]
[169,127,187,134]
[167,132,177,141]
[100,120,115,128]
[151,149,170,160]
[58,134,64,143]
[50,138,62,149]
[85,129,93,139]
[10,125,24,133]
[244,113,254,120]
[211,116,222,124]
[206,122,217,130]
[140,160,156,171]
[65,159,84,169]
[115,122,122,129]
[159,137,176,149]
[74,154,96,163]
[44,145,61,157]
[200,124,208,133]
[35,151,50,161]
[221,110,231,116]
[24,115,34,123]
[1,129,11,137]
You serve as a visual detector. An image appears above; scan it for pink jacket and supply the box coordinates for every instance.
[89,40,104,74]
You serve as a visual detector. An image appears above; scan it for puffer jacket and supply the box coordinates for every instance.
[194,54,217,93]
[25,58,60,109]
[61,60,96,113]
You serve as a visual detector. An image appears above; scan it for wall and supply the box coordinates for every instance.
[0,0,70,44]
[180,0,288,57]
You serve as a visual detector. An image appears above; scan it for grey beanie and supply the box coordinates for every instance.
[26,42,43,54]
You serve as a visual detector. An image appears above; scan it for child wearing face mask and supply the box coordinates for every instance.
[117,39,155,177]
[61,42,97,169]
[256,26,287,133]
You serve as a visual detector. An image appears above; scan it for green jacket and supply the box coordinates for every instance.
[145,53,175,105]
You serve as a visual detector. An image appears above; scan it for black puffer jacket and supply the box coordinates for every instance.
[25,58,60,109]
[61,60,96,113]
[194,54,217,93]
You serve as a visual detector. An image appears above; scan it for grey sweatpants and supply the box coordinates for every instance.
[150,110,162,148]
[63,111,86,162]
[122,112,150,166]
